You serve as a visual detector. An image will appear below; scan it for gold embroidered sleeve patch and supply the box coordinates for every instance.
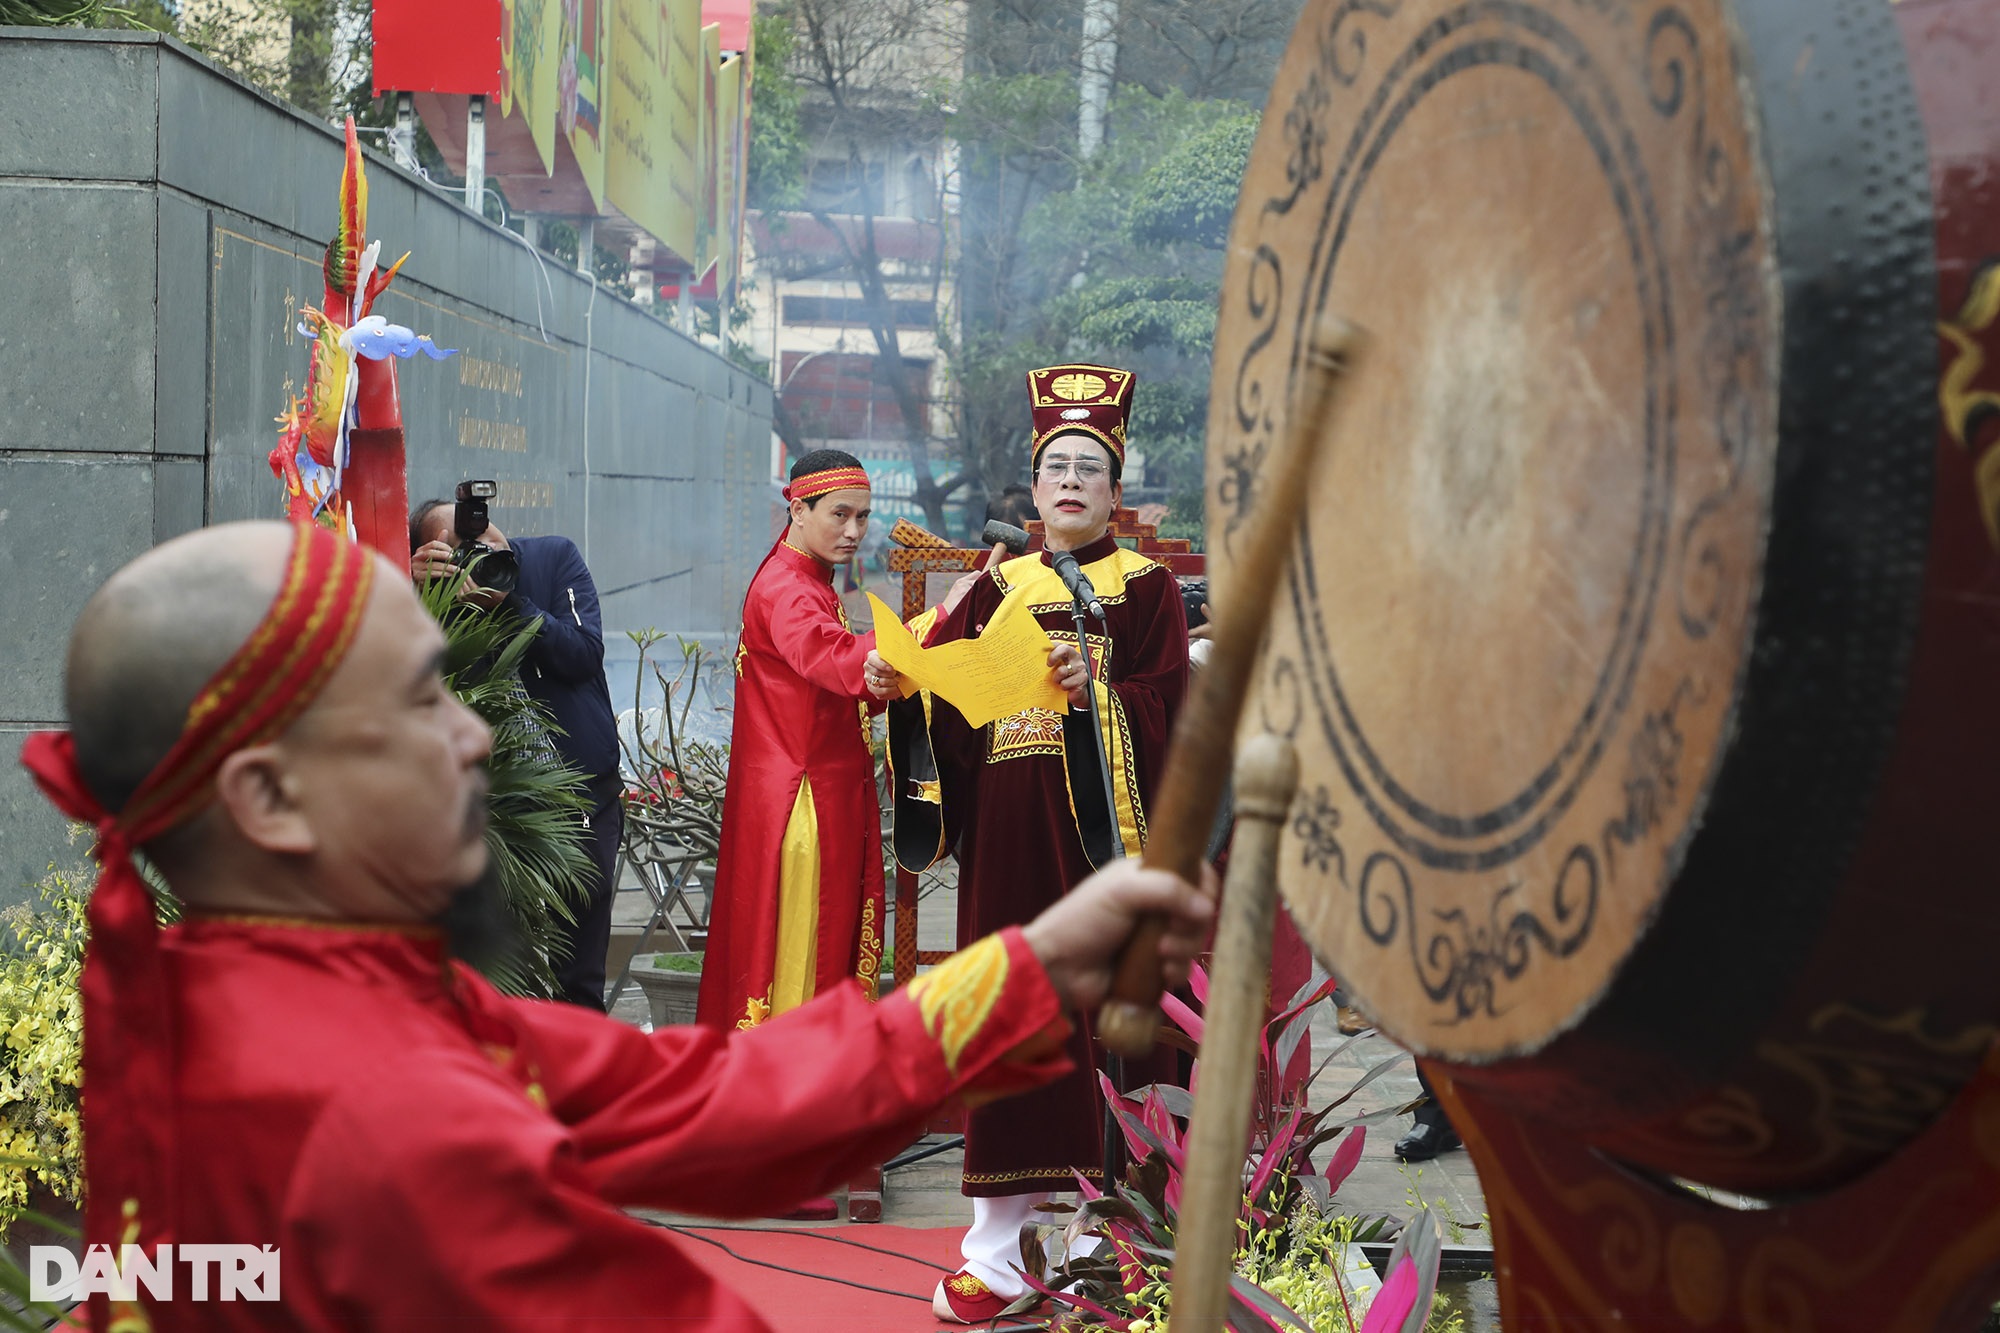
[737,992,773,1030]
[904,934,1010,1074]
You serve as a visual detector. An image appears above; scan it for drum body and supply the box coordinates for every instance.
[1208,0,2000,1194]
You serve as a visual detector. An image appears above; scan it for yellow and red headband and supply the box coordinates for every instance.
[784,464,871,504]
[19,522,375,1318]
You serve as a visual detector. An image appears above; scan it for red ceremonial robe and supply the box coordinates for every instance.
[698,538,886,1030]
[153,915,1067,1330]
[890,533,1189,1196]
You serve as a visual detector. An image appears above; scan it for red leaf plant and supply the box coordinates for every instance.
[1013,965,1452,1332]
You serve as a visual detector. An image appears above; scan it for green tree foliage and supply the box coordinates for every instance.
[736,0,1291,540]
[748,12,807,212]
[0,855,86,1221]
[1065,276,1218,355]
[0,0,121,23]
[946,85,1257,544]
[1129,110,1259,250]
[763,0,961,522]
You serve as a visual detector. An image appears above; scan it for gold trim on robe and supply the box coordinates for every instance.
[769,778,822,1018]
[905,934,1010,1074]
[855,897,882,1002]
[1067,679,1145,862]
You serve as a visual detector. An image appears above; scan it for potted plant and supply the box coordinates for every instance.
[616,632,729,996]
[628,951,704,1029]
[1021,966,1467,1333]
[620,631,729,873]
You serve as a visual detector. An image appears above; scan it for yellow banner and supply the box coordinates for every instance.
[664,0,702,264]
[605,0,663,245]
[530,0,559,174]
[500,0,560,173]
[527,0,711,264]
[693,22,721,280]
[565,0,611,210]
[715,54,743,295]
[605,0,694,261]
[499,0,515,115]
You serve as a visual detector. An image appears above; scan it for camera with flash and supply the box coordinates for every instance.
[452,480,520,596]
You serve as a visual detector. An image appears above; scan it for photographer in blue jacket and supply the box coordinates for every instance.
[410,487,623,1010]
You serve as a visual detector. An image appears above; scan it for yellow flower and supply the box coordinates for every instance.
[0,852,90,1228]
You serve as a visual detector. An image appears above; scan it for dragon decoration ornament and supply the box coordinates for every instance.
[270,116,455,555]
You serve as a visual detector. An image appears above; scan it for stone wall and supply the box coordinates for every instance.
[0,29,775,901]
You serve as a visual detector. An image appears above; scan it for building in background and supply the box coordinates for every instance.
[743,212,957,534]
[737,1,970,543]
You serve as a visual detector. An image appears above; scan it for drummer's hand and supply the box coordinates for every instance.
[1022,861,1216,1012]
[1049,642,1091,710]
[863,650,902,701]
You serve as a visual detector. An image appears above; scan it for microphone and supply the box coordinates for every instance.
[1051,551,1106,621]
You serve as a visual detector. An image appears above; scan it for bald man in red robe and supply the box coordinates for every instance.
[21,520,1212,1332]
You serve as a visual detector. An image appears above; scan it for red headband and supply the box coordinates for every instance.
[783,465,871,503]
[18,522,374,1330]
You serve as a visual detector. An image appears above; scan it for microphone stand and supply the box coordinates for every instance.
[1067,592,1123,868]
[1066,585,1130,1193]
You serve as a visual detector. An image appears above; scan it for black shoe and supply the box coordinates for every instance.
[1393,1119,1462,1162]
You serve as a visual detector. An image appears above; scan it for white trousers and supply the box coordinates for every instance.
[959,1193,1100,1298]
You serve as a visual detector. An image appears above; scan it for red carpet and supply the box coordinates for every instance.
[670,1223,1038,1331]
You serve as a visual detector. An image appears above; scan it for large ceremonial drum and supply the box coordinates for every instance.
[1208,0,2000,1194]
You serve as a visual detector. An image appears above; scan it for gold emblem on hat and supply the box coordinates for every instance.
[1051,371,1108,402]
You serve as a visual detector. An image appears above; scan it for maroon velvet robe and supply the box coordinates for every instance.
[892,533,1189,1195]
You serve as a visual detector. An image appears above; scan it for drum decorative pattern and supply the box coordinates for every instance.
[1211,0,1780,1056]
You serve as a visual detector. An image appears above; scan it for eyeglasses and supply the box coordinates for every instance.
[1037,457,1109,482]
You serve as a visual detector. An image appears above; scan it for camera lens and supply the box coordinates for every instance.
[1180,579,1209,630]
[463,544,520,597]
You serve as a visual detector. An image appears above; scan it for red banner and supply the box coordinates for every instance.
[372,0,502,97]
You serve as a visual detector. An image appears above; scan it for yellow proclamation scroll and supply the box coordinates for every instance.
[866,591,1067,729]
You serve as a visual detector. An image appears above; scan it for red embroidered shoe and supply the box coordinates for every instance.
[932,1270,1017,1325]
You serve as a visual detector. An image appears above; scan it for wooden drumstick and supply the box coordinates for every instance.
[1168,734,1299,1333]
[1097,316,1363,1058]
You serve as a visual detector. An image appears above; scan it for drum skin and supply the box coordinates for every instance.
[1208,0,2000,1194]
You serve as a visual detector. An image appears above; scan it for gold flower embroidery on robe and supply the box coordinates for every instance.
[905,935,1008,1073]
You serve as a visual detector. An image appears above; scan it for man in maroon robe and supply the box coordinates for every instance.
[20,519,1214,1332]
[879,365,1191,1322]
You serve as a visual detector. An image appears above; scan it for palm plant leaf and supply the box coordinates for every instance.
[420,576,593,996]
